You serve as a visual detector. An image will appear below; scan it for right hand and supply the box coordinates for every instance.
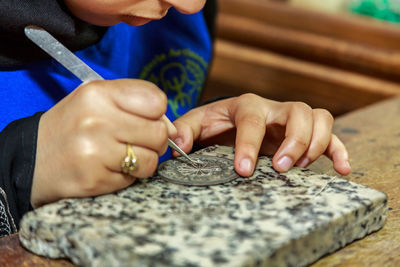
[30,79,170,207]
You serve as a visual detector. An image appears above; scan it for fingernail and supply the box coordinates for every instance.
[277,156,293,171]
[240,158,253,174]
[174,138,183,146]
[345,160,351,169]
[297,157,309,168]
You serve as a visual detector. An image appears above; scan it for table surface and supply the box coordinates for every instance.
[1,97,400,266]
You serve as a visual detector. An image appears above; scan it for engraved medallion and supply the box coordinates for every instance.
[158,155,239,186]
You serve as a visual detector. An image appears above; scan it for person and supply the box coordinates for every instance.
[0,0,351,237]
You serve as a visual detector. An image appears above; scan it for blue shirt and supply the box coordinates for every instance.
[0,9,212,162]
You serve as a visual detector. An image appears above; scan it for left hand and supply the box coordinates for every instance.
[172,93,351,177]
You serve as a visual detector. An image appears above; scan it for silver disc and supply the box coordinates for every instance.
[157,155,239,186]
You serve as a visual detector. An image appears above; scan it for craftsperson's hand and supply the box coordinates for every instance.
[31,79,171,207]
[172,94,351,177]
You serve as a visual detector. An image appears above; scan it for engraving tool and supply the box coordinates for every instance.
[24,25,195,164]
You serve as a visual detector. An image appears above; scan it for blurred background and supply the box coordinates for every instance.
[202,0,400,116]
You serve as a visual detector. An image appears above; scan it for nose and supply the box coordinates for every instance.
[163,0,206,14]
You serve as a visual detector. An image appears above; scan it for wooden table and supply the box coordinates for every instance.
[203,0,400,117]
[310,97,400,266]
[1,97,400,266]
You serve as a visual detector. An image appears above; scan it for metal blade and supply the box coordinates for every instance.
[24,25,103,83]
[168,139,196,164]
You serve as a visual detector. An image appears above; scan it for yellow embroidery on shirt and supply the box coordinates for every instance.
[140,49,208,118]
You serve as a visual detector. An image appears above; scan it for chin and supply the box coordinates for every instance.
[120,15,153,26]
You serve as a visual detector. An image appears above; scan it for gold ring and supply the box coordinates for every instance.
[121,144,138,174]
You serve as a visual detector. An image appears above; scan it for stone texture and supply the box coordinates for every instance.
[19,145,387,267]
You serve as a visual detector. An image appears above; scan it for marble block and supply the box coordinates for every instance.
[19,145,387,267]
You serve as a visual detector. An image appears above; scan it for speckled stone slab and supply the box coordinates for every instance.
[19,145,387,267]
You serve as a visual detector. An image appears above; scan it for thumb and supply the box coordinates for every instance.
[172,108,204,157]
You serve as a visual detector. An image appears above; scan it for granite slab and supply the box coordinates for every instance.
[19,145,387,267]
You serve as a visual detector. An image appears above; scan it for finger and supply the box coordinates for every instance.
[172,108,206,156]
[88,171,137,197]
[112,112,169,156]
[325,134,351,176]
[59,159,137,199]
[171,122,194,157]
[233,100,268,177]
[272,102,313,172]
[106,143,160,179]
[76,142,159,197]
[90,79,168,120]
[296,109,334,168]
[172,98,236,156]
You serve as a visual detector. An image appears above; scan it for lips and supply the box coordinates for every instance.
[120,6,170,26]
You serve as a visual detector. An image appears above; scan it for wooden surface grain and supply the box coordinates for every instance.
[0,233,73,267]
[1,97,400,266]
[204,0,400,117]
[203,40,399,116]
[218,0,400,81]
[217,12,400,82]
[219,0,400,50]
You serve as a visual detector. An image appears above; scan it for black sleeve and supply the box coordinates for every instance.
[0,0,107,67]
[0,112,43,237]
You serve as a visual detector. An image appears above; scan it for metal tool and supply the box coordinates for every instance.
[24,25,195,163]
